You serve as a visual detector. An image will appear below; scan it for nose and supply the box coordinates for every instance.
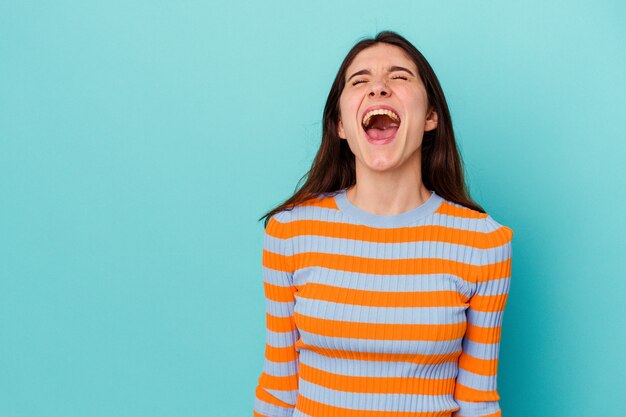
[368,78,390,97]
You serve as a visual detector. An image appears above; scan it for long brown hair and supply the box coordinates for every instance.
[259,30,485,227]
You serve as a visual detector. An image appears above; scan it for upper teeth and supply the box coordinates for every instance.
[362,109,400,127]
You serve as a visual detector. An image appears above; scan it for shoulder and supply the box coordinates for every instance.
[268,191,339,226]
[468,213,513,277]
[434,196,514,247]
[435,197,487,221]
[481,214,514,246]
[265,209,294,239]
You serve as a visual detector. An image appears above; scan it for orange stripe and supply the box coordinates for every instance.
[263,282,296,302]
[294,312,466,341]
[266,313,296,333]
[297,194,340,209]
[453,382,500,402]
[299,283,467,307]
[458,353,498,376]
[263,250,293,273]
[265,217,292,239]
[485,225,514,247]
[297,394,454,417]
[478,258,512,283]
[254,385,296,409]
[290,220,486,246]
[258,371,298,391]
[456,411,501,417]
[299,362,455,395]
[469,292,508,312]
[264,343,298,363]
[464,322,502,344]
[295,252,477,279]
[295,342,460,365]
[435,201,488,219]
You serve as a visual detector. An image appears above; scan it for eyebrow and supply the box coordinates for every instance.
[347,66,416,82]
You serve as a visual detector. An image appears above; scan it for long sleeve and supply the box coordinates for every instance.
[253,213,300,417]
[453,215,513,417]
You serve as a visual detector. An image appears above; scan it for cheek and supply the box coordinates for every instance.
[339,93,358,114]
[409,90,429,112]
[337,98,348,122]
[346,105,363,130]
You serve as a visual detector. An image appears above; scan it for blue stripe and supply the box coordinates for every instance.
[262,267,294,286]
[266,388,298,406]
[285,204,486,232]
[300,349,458,378]
[456,368,498,391]
[253,396,295,417]
[467,309,505,328]
[297,330,462,354]
[472,276,511,296]
[262,358,298,376]
[267,234,511,265]
[461,339,500,360]
[454,399,500,416]
[296,299,467,325]
[293,268,473,296]
[265,329,299,348]
[266,299,295,317]
[298,379,458,412]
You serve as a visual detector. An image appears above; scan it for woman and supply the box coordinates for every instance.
[253,30,513,417]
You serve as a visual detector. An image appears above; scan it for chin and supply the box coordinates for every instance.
[359,154,402,172]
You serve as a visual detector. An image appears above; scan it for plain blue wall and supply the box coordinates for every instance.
[1,1,624,416]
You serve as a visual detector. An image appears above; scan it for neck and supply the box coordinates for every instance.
[346,184,431,216]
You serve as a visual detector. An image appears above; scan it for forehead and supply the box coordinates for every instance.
[346,43,417,75]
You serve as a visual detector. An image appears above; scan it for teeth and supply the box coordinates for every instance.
[362,109,400,128]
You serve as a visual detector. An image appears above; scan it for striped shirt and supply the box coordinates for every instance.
[253,187,513,417]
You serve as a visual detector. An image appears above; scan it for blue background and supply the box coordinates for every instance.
[1,1,624,416]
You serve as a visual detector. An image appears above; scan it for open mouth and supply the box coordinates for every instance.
[361,108,401,144]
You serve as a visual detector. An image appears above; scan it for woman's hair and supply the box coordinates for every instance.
[259,30,485,227]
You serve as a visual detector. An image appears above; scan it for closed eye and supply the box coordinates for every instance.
[351,75,409,86]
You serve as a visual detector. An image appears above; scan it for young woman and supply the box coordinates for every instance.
[253,30,513,417]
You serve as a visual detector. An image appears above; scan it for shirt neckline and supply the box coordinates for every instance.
[333,187,444,228]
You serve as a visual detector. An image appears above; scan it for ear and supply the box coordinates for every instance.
[337,118,346,139]
[424,108,438,132]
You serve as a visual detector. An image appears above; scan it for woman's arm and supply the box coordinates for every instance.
[253,213,299,417]
[453,216,513,417]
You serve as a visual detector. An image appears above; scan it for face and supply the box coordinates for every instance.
[337,43,438,173]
